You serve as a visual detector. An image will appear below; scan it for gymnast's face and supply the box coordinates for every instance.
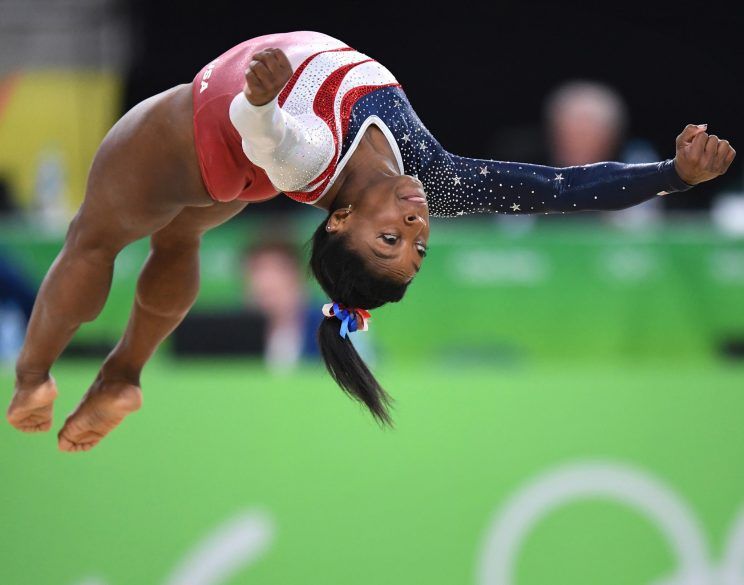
[326,174,430,284]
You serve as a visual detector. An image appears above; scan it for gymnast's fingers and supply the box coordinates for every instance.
[725,143,737,165]
[263,52,287,77]
[253,50,279,72]
[271,48,292,73]
[703,135,720,169]
[689,130,708,159]
[716,140,736,174]
[257,48,292,81]
[677,123,706,146]
[259,48,282,66]
[248,59,274,87]
[244,68,264,91]
[705,134,720,154]
[255,50,286,72]
[245,67,265,91]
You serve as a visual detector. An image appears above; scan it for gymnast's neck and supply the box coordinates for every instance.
[315,125,401,212]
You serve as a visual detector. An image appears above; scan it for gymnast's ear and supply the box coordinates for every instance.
[325,205,353,234]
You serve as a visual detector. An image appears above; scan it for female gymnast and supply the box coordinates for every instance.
[6,31,735,451]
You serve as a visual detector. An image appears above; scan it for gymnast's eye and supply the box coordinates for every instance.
[380,234,398,245]
[416,242,427,257]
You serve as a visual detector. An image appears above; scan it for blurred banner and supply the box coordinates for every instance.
[1,219,742,364]
[0,70,121,220]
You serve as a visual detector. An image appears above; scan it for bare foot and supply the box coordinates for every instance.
[6,376,59,432]
[58,377,142,452]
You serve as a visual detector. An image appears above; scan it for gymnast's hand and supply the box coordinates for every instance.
[673,124,736,185]
[243,48,293,106]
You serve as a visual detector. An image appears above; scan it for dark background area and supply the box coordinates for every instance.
[123,0,743,211]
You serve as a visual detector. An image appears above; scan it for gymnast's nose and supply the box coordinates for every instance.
[403,213,427,234]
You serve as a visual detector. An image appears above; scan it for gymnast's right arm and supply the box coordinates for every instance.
[228,48,333,192]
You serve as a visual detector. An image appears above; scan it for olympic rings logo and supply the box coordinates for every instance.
[478,461,744,585]
[74,511,275,585]
[74,460,743,585]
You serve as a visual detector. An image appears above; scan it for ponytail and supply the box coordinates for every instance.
[317,316,392,425]
[309,216,409,425]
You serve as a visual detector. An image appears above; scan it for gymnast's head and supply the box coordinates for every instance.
[309,172,430,424]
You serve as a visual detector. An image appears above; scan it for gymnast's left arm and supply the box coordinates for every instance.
[229,48,335,193]
[420,123,735,217]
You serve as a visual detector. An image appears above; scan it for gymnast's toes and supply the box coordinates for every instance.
[57,380,142,453]
[6,376,58,433]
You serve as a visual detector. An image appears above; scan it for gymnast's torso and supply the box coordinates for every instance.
[193,31,691,216]
[192,30,391,205]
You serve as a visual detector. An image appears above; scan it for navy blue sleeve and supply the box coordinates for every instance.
[419,150,693,218]
[348,86,694,218]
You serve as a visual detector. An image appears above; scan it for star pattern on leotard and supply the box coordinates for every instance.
[338,86,683,219]
[342,88,567,217]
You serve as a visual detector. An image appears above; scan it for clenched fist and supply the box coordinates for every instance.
[674,124,736,185]
[243,48,293,106]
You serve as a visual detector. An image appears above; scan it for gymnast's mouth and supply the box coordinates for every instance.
[397,183,428,204]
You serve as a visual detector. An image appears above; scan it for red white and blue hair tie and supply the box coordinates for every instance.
[322,302,371,338]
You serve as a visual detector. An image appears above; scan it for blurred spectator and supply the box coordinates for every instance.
[0,254,35,322]
[242,236,376,371]
[488,80,656,164]
[486,80,662,229]
[544,80,661,228]
[242,238,321,371]
[0,253,36,365]
[545,80,659,166]
[545,81,628,166]
[174,234,376,367]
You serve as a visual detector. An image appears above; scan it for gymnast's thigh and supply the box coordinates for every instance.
[72,86,213,249]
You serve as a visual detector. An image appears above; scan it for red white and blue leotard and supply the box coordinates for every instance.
[192,31,347,203]
[192,31,692,215]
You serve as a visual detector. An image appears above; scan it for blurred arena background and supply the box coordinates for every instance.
[1,1,743,584]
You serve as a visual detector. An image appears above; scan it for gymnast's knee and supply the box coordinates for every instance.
[62,213,127,264]
[150,226,203,253]
[135,236,201,319]
[134,280,197,320]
